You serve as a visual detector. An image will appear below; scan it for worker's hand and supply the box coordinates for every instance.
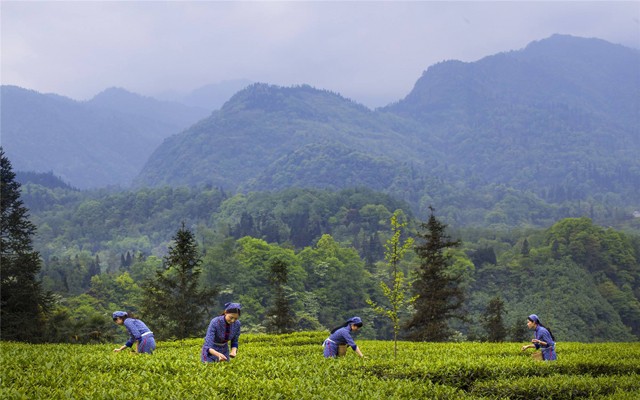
[216,351,228,361]
[230,348,237,358]
[521,345,528,351]
[113,348,122,352]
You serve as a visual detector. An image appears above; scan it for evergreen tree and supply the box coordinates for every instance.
[405,207,464,341]
[470,247,497,267]
[265,258,296,334]
[0,148,51,341]
[82,258,101,289]
[482,296,507,342]
[521,238,530,257]
[551,239,560,260]
[510,319,529,342]
[142,223,216,339]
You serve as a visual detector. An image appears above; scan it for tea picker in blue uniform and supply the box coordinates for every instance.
[112,311,156,354]
[201,302,242,362]
[323,316,365,358]
[521,314,557,360]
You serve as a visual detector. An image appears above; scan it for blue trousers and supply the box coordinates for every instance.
[137,335,156,354]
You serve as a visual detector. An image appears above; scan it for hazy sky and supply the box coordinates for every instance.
[2,1,639,108]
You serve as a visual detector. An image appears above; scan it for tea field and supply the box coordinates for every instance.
[2,332,639,399]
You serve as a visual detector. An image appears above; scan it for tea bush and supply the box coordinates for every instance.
[1,333,639,399]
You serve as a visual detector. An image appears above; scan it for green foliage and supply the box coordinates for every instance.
[265,259,296,334]
[11,178,640,343]
[142,224,216,340]
[0,148,51,342]
[465,247,637,342]
[2,336,639,399]
[367,210,416,358]
[89,272,143,312]
[482,297,507,342]
[43,294,115,344]
[544,218,640,336]
[406,208,465,341]
[299,234,370,329]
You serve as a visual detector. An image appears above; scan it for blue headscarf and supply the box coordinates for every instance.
[528,314,540,324]
[112,311,128,319]
[348,316,363,326]
[225,302,242,311]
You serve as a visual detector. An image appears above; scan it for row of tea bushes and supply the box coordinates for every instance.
[2,333,639,399]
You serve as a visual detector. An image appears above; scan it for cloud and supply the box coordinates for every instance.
[2,1,639,108]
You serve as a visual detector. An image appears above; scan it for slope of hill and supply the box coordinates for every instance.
[1,86,209,188]
[242,142,413,192]
[382,34,640,196]
[133,84,424,189]
[135,35,640,218]
[15,170,76,190]
[86,87,210,127]
[154,79,253,110]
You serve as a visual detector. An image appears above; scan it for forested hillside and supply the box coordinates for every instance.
[135,35,640,224]
[133,83,421,189]
[18,180,640,343]
[383,34,639,198]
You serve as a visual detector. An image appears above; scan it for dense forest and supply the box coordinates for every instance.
[15,175,640,344]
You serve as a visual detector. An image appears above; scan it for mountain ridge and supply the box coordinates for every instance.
[3,34,638,218]
[134,34,639,219]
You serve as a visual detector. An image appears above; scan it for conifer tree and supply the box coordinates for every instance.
[482,296,507,342]
[266,258,296,334]
[405,207,464,341]
[142,222,216,339]
[510,319,530,342]
[521,238,530,257]
[0,148,51,341]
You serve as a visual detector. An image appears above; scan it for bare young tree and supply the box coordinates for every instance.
[367,210,415,358]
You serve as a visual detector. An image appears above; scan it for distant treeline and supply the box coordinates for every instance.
[16,182,640,343]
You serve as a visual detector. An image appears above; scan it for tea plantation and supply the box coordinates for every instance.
[2,332,639,399]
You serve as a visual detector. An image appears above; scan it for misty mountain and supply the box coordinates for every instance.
[1,86,210,188]
[382,34,640,193]
[154,79,253,110]
[135,35,640,213]
[86,87,210,127]
[134,83,424,189]
[15,170,77,191]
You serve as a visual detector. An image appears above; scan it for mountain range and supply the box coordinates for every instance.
[134,34,640,218]
[2,34,639,222]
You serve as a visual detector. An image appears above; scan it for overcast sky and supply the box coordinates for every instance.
[2,1,639,108]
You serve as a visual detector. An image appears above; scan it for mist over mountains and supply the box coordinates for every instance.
[1,86,211,188]
[134,34,640,219]
[2,34,639,221]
